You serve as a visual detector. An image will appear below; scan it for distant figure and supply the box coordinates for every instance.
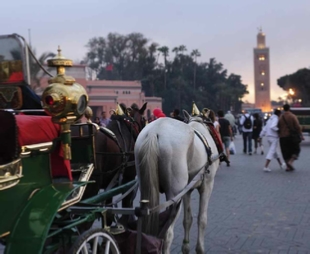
[278,104,304,171]
[259,109,286,172]
[100,111,111,127]
[239,110,254,155]
[209,110,221,143]
[171,108,184,122]
[252,113,264,154]
[148,114,156,123]
[94,117,102,126]
[224,110,236,135]
[218,110,233,166]
[153,108,166,119]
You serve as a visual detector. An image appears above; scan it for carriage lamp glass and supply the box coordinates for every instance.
[45,94,60,106]
[45,95,54,105]
[77,95,87,115]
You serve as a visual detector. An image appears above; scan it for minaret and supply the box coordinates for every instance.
[253,28,271,112]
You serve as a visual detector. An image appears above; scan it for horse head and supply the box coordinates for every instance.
[128,102,147,132]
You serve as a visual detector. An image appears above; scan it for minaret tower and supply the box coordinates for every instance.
[254,28,271,112]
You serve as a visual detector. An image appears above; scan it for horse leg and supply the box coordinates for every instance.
[182,190,193,254]
[196,177,215,254]
[163,203,182,254]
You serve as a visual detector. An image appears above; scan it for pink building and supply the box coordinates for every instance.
[39,65,162,119]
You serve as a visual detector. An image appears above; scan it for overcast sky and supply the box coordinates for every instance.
[2,0,310,103]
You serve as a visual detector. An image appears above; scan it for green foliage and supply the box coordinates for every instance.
[85,32,249,114]
[277,68,310,106]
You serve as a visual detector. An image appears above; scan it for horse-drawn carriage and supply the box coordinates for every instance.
[0,33,224,254]
[0,33,154,254]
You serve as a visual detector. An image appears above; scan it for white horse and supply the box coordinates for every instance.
[134,111,220,254]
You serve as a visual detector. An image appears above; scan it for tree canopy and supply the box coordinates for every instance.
[85,32,249,114]
[277,68,310,106]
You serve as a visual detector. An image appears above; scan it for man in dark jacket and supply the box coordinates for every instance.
[278,104,304,171]
[171,108,184,122]
[218,110,233,166]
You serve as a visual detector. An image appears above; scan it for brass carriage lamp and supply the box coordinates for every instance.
[41,47,89,160]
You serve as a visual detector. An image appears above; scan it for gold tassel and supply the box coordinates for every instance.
[192,102,200,116]
[115,103,125,115]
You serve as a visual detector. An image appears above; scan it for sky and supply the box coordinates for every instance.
[2,0,310,103]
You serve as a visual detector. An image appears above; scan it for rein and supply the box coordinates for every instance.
[150,153,220,213]
[95,116,141,176]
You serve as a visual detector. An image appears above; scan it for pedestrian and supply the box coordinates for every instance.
[278,104,304,171]
[153,108,166,119]
[94,116,102,126]
[225,110,236,136]
[218,110,233,166]
[148,114,156,123]
[259,109,286,172]
[209,110,221,143]
[100,111,111,127]
[171,108,184,122]
[239,110,254,155]
[252,113,264,155]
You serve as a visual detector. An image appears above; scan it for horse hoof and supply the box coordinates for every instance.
[182,244,190,254]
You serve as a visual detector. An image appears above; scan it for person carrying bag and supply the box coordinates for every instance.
[278,104,304,171]
[282,116,302,144]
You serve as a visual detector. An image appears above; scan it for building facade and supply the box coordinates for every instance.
[39,65,162,119]
[253,29,271,112]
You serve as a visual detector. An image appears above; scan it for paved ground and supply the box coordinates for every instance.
[2,135,310,253]
[169,135,310,254]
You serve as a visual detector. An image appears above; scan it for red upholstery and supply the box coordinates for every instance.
[15,115,72,180]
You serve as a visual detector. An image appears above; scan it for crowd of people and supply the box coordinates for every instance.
[235,104,303,172]
[93,103,303,173]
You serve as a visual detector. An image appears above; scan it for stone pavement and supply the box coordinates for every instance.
[169,135,310,254]
[2,135,310,253]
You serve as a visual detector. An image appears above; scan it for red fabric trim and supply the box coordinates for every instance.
[206,123,224,154]
[16,115,72,180]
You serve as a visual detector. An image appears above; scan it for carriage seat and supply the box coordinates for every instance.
[15,115,72,180]
[0,111,19,165]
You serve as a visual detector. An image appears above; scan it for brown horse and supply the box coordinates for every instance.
[88,102,147,224]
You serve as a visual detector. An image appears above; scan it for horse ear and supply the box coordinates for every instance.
[139,102,147,115]
[183,110,191,123]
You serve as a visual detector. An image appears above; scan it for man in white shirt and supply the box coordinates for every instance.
[259,109,286,172]
[239,110,254,155]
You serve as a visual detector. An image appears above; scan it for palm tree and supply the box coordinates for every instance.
[158,46,169,90]
[30,50,56,90]
[178,45,187,55]
[172,47,179,58]
[191,49,201,91]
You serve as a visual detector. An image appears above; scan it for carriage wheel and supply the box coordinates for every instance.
[69,228,120,254]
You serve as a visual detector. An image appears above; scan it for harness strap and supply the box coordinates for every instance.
[99,126,123,152]
[194,129,212,165]
[108,180,139,206]
[150,163,207,213]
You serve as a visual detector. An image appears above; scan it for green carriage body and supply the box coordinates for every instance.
[0,33,138,254]
[0,33,98,253]
[0,122,97,254]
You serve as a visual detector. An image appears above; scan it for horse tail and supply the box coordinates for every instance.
[136,133,160,236]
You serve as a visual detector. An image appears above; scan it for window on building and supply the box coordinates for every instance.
[258,55,265,61]
[260,82,264,91]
